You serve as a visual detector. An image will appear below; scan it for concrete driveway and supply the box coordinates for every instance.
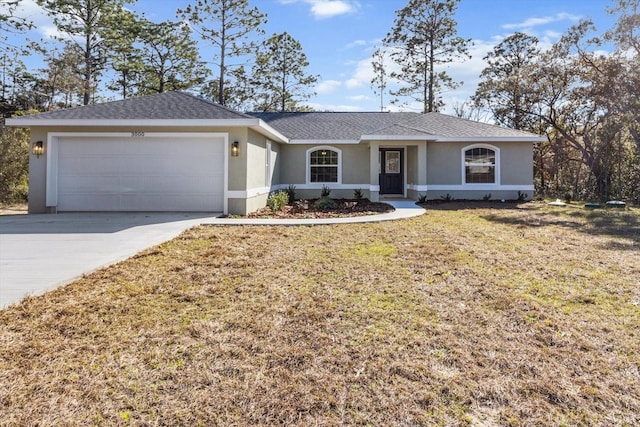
[0,212,222,309]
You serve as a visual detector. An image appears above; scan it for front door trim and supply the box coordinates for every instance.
[379,147,405,195]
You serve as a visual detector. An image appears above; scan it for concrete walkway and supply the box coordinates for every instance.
[202,200,425,225]
[0,201,424,309]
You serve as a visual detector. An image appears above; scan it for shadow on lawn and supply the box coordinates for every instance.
[423,201,640,251]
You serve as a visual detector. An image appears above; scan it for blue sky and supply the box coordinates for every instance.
[15,0,618,113]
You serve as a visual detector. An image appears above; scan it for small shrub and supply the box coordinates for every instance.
[320,185,331,198]
[417,193,427,203]
[313,197,335,210]
[267,190,288,212]
[517,191,528,202]
[440,193,454,202]
[483,193,492,201]
[353,188,363,201]
[286,184,296,204]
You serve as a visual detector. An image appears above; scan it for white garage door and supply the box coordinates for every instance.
[56,135,225,212]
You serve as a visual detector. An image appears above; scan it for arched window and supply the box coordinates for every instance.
[463,145,498,184]
[307,147,341,183]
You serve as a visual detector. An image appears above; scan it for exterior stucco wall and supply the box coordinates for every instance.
[500,142,535,185]
[427,141,534,186]
[270,141,281,186]
[427,142,462,185]
[21,122,537,214]
[24,125,245,214]
[424,140,535,201]
[246,129,267,191]
[27,129,49,213]
[406,145,418,189]
[278,143,370,187]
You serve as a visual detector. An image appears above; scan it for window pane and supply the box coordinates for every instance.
[310,149,338,165]
[385,151,400,174]
[465,148,496,184]
[466,166,495,183]
[310,166,337,182]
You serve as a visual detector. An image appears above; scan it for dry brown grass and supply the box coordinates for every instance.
[1,202,639,426]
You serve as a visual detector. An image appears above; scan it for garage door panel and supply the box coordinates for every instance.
[57,135,225,212]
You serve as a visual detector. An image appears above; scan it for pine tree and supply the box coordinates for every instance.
[36,0,135,105]
[178,0,266,106]
[382,0,471,113]
[251,32,317,112]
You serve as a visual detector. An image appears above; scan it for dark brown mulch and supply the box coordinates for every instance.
[246,198,395,219]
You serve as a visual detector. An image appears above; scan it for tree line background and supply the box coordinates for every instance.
[1,0,638,205]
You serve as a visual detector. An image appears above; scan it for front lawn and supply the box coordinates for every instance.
[1,203,638,425]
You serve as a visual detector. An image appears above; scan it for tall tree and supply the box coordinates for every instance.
[103,9,143,99]
[604,0,640,153]
[370,46,388,112]
[473,32,541,131]
[40,42,85,108]
[0,112,29,204]
[199,65,253,111]
[251,32,317,112]
[135,19,210,95]
[1,0,33,110]
[178,0,266,106]
[37,0,135,105]
[523,21,630,200]
[382,0,471,113]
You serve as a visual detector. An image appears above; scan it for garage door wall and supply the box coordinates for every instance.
[28,129,49,213]
[27,127,246,214]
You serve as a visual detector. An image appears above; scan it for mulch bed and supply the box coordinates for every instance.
[246,198,395,218]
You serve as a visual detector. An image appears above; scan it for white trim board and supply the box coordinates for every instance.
[408,184,535,192]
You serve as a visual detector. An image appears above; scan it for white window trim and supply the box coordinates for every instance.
[306,146,342,185]
[265,140,272,187]
[461,143,500,186]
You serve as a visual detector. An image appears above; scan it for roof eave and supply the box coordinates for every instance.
[5,118,290,144]
[250,119,289,143]
[433,136,547,142]
[5,118,260,127]
[288,139,360,145]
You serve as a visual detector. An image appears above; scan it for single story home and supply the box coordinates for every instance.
[7,91,546,215]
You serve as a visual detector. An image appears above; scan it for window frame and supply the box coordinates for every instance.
[461,144,500,186]
[306,146,342,185]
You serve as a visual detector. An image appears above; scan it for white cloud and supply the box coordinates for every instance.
[15,0,55,36]
[279,0,359,19]
[345,39,367,49]
[502,12,582,30]
[344,56,375,89]
[347,95,370,101]
[315,79,342,94]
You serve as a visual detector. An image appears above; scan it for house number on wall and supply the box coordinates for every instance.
[131,132,145,137]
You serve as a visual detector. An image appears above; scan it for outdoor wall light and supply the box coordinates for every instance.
[32,141,44,158]
[231,140,239,157]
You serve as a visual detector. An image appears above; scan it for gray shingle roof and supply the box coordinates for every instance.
[249,111,542,140]
[248,112,421,140]
[11,91,544,141]
[17,91,252,120]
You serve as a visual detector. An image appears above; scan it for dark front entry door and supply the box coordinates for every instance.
[379,148,403,195]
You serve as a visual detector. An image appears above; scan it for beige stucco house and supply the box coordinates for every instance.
[7,91,546,215]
